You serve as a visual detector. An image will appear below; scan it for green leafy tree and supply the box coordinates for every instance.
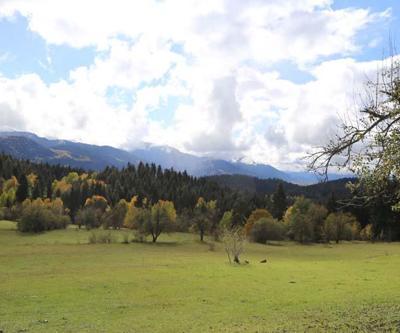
[324,212,359,243]
[284,197,314,243]
[149,200,176,242]
[192,197,217,241]
[244,209,273,236]
[250,217,286,243]
[0,176,18,207]
[129,200,176,243]
[308,56,400,238]
[308,203,328,242]
[102,199,128,229]
[219,210,233,230]
[76,207,100,230]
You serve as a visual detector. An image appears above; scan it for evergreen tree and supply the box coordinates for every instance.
[326,192,337,213]
[272,183,287,220]
[32,181,42,199]
[46,181,53,198]
[16,174,29,203]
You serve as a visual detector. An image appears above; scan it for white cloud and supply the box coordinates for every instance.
[0,0,393,169]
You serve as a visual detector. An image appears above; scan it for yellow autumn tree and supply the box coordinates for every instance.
[244,209,273,236]
[123,196,139,228]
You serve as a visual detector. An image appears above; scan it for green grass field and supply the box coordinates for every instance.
[1,220,400,333]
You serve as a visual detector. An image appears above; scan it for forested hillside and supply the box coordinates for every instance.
[207,174,354,201]
[0,154,259,223]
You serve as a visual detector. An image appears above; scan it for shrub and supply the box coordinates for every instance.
[250,217,286,243]
[17,198,70,233]
[18,204,48,233]
[97,231,114,243]
[221,226,246,264]
[84,195,109,213]
[76,207,101,230]
[360,224,374,241]
[175,208,193,232]
[121,232,130,244]
[132,229,146,243]
[88,230,115,244]
[88,231,97,244]
[349,220,361,240]
[208,242,216,251]
[102,199,128,229]
[244,209,273,236]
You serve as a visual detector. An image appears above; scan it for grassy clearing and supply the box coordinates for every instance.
[1,220,400,332]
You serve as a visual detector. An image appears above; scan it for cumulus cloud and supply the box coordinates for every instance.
[0,0,393,169]
[185,76,244,153]
[0,102,25,131]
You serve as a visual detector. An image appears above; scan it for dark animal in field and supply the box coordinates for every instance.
[260,259,267,263]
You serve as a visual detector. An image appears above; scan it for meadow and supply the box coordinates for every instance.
[1,220,400,333]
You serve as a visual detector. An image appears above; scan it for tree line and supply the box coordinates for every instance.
[0,153,399,241]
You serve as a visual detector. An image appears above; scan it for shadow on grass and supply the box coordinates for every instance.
[132,240,181,247]
[265,241,285,247]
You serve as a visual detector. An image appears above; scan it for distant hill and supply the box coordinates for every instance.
[207,174,355,202]
[0,132,139,170]
[0,131,350,184]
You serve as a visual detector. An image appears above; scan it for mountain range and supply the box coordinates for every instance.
[0,131,348,185]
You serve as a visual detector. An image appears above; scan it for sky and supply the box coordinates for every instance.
[0,0,399,170]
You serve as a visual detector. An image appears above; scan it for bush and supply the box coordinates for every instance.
[132,229,146,243]
[244,209,273,236]
[175,208,193,232]
[121,232,130,244]
[101,199,128,229]
[221,226,246,264]
[250,217,286,243]
[88,230,116,244]
[17,198,70,233]
[360,224,374,241]
[76,207,101,230]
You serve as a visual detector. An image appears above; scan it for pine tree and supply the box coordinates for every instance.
[32,182,41,199]
[326,192,337,213]
[16,174,29,203]
[46,181,53,198]
[272,183,287,220]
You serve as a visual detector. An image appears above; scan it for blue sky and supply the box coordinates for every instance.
[0,14,96,82]
[1,5,398,85]
[0,0,398,168]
